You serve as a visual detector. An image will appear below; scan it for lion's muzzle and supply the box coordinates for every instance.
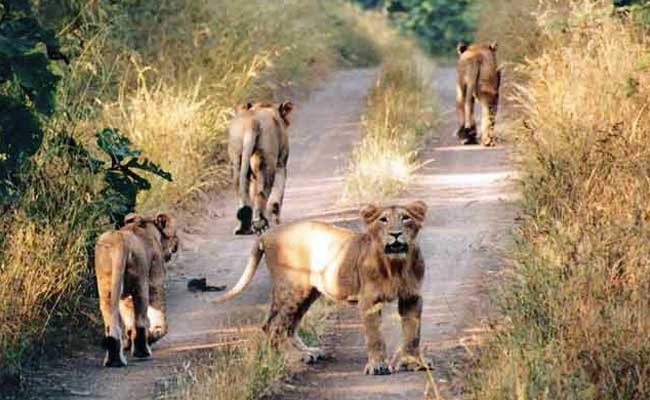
[384,242,408,254]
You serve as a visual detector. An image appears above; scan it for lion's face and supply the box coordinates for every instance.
[360,201,427,258]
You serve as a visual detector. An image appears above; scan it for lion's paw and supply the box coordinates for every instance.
[234,206,254,235]
[252,217,269,235]
[390,353,433,373]
[363,359,391,376]
[102,336,127,368]
[300,348,325,365]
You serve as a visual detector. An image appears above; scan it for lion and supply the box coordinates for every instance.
[455,41,501,146]
[94,213,179,367]
[228,101,293,235]
[214,201,431,375]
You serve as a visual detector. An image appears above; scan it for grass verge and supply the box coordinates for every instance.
[471,1,650,398]
[342,11,438,203]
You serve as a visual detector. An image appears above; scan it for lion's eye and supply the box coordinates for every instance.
[379,216,388,224]
[402,215,412,222]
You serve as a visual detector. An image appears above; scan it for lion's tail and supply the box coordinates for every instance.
[212,238,264,303]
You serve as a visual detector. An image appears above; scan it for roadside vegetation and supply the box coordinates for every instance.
[342,10,438,203]
[0,0,381,389]
[471,1,650,398]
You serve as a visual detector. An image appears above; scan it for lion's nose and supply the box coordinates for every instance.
[389,232,402,240]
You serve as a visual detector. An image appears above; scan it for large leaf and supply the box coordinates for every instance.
[12,52,59,115]
[96,128,141,164]
[0,95,42,179]
[125,157,173,182]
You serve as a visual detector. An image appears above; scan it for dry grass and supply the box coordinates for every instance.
[472,1,650,398]
[342,16,438,203]
[161,334,287,400]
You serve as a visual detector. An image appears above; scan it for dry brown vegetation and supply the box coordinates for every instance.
[472,1,650,398]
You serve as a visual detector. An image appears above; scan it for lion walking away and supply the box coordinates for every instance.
[94,213,179,367]
[455,41,501,146]
[228,101,293,235]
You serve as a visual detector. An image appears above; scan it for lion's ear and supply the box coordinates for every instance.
[233,102,253,116]
[457,41,469,55]
[406,201,427,224]
[155,213,175,236]
[489,41,498,52]
[279,101,293,118]
[124,213,142,225]
[360,204,381,225]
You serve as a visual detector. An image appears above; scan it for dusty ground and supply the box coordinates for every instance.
[31,64,516,400]
[272,66,516,399]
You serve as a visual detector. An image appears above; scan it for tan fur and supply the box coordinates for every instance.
[94,213,179,367]
[214,201,430,374]
[455,42,501,146]
[228,101,293,235]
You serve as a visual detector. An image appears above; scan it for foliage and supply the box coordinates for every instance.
[0,0,64,203]
[350,0,475,55]
[385,0,475,55]
[95,128,172,224]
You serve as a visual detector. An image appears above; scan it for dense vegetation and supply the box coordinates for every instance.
[0,0,380,387]
[352,0,474,55]
[472,1,650,398]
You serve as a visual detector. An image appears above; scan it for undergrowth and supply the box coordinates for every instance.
[472,1,650,398]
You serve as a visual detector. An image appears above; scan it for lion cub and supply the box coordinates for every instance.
[215,201,430,375]
[94,213,179,367]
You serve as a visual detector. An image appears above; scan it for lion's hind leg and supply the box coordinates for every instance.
[130,280,152,359]
[95,237,127,367]
[268,163,287,226]
[263,284,322,364]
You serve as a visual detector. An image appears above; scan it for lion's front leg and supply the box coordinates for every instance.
[391,295,431,372]
[359,299,390,375]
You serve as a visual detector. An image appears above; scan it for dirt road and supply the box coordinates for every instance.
[41,64,515,399]
[274,66,516,399]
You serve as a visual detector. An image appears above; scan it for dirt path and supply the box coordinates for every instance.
[36,68,377,400]
[274,66,517,399]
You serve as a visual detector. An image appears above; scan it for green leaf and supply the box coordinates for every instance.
[96,128,141,164]
[0,95,42,179]
[125,157,173,182]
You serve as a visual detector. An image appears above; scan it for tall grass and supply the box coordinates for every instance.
[472,1,650,398]
[0,0,380,382]
[343,13,437,202]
